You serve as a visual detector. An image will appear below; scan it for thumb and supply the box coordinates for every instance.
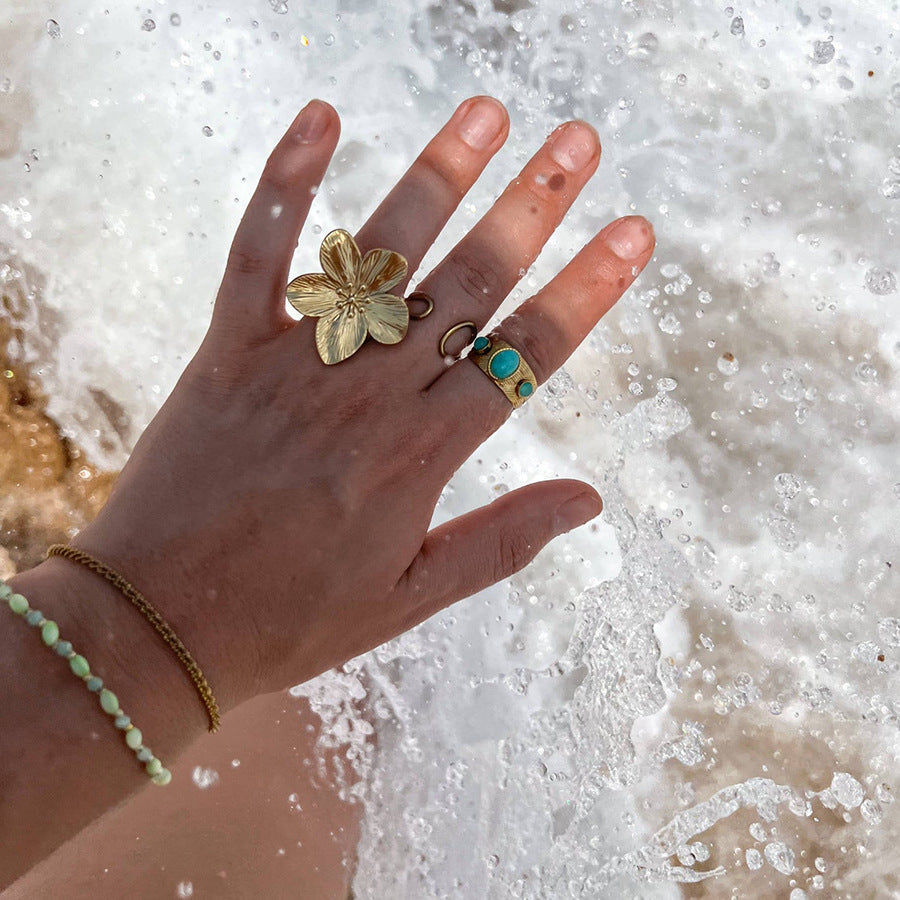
[393,479,602,624]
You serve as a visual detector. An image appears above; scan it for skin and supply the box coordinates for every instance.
[1,95,654,890]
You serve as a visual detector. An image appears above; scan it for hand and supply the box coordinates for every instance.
[73,96,654,712]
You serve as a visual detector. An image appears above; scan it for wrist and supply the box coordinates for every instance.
[8,555,209,764]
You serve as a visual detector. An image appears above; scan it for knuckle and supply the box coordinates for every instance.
[495,529,537,580]
[448,247,505,305]
[226,246,270,278]
[419,151,467,201]
[501,316,558,386]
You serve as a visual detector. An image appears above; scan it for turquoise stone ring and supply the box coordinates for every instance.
[468,334,537,409]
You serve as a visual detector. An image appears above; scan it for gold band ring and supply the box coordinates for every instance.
[406,291,435,320]
[468,334,537,409]
[439,321,478,358]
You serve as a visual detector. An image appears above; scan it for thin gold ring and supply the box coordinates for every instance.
[439,321,478,358]
[406,291,434,320]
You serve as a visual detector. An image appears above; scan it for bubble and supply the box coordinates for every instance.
[811,39,835,64]
[864,267,897,295]
[141,18,157,32]
[717,352,739,375]
[324,33,336,46]
[46,20,61,39]
[202,125,214,137]
[170,13,182,26]
[730,16,745,36]
[830,772,864,808]
[486,854,500,869]
[656,377,678,393]
[764,841,795,874]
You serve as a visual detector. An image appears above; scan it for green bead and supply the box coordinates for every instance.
[152,768,172,786]
[99,689,119,715]
[8,594,28,615]
[473,336,490,353]
[125,727,143,750]
[69,655,90,678]
[86,676,104,692]
[488,348,520,379]
[25,609,44,626]
[516,380,534,398]
[41,620,59,646]
[55,640,73,657]
[145,757,162,777]
[0,582,12,600]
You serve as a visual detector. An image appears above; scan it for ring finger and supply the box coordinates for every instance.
[427,215,655,463]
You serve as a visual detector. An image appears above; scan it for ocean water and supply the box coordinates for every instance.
[1,0,898,897]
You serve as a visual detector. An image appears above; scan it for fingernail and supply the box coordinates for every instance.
[550,122,599,172]
[555,492,603,533]
[296,100,330,144]
[604,215,654,260]
[458,98,506,150]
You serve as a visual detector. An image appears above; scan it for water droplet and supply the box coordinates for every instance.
[270,0,289,12]
[730,16,745,36]
[746,847,763,870]
[191,766,220,789]
[324,33,335,46]
[141,18,157,32]
[830,772,864,808]
[717,352,739,375]
[202,125,214,137]
[877,617,900,647]
[812,39,835,64]
[864,266,896,295]
[658,312,682,335]
[764,841,795,874]
[774,473,801,499]
[176,882,193,899]
[170,13,182,26]
[656,377,677,393]
[628,33,659,60]
[675,73,688,86]
[46,19,61,39]
[854,361,878,383]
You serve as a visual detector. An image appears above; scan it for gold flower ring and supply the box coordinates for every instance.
[286,229,412,365]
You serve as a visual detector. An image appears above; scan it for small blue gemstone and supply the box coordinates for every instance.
[86,676,104,692]
[114,714,131,729]
[517,380,534,397]
[473,336,490,353]
[55,640,73,657]
[25,610,44,626]
[136,747,153,762]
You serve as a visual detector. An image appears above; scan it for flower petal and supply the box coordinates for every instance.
[315,305,367,365]
[358,248,408,294]
[364,291,409,345]
[286,273,340,317]
[319,229,361,289]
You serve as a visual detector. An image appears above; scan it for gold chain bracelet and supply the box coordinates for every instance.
[45,544,220,732]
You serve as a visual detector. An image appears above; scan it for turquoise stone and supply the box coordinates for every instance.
[488,348,520,379]
[86,676,104,692]
[55,640,73,657]
[473,336,490,353]
[517,380,534,397]
[25,609,43,626]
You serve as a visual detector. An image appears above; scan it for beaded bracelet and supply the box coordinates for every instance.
[1,579,171,786]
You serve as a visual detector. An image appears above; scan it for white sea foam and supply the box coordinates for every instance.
[1,0,897,896]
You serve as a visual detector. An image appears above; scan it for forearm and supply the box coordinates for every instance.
[0,556,209,889]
